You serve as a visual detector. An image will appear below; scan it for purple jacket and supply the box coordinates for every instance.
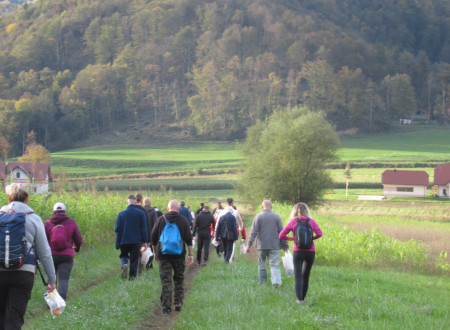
[44,213,83,257]
[279,217,322,252]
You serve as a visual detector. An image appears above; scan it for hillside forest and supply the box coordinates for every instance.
[0,0,449,157]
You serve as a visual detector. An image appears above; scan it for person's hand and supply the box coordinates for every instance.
[47,283,56,292]
[246,246,250,253]
[187,255,194,265]
[240,239,245,243]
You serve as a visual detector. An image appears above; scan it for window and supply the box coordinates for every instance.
[16,172,20,178]
[396,187,413,192]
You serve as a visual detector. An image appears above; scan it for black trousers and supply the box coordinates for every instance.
[293,251,315,301]
[53,255,74,300]
[221,239,234,263]
[119,244,141,279]
[196,233,211,264]
[0,271,35,330]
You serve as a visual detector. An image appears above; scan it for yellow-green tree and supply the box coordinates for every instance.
[18,143,51,163]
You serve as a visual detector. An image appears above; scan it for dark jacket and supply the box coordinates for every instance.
[114,205,148,249]
[178,205,192,227]
[143,205,158,239]
[151,211,193,260]
[136,204,150,243]
[44,213,82,257]
[216,212,238,241]
[193,211,215,237]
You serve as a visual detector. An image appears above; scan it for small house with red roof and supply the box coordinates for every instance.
[381,169,429,198]
[0,162,51,194]
[434,164,450,198]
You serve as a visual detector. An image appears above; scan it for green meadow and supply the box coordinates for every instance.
[49,126,449,181]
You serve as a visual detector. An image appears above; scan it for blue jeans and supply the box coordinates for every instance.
[257,249,281,286]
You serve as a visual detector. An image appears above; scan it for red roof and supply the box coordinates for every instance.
[382,170,429,186]
[0,162,52,181]
[434,164,450,185]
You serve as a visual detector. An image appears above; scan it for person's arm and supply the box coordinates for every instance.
[73,221,82,253]
[247,216,259,248]
[311,219,323,240]
[279,220,294,241]
[33,216,57,286]
[276,216,289,251]
[141,213,149,244]
[182,220,194,265]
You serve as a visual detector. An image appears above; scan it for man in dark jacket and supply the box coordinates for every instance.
[192,206,215,266]
[115,195,148,280]
[216,207,238,264]
[151,200,193,316]
[178,201,192,229]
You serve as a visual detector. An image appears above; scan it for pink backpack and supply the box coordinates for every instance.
[51,224,67,251]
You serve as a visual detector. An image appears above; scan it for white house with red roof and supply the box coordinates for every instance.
[0,162,51,194]
[381,169,429,198]
[434,164,450,198]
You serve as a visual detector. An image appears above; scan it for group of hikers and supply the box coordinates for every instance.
[0,182,322,328]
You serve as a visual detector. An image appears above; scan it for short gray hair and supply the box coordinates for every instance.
[262,200,272,209]
[168,199,180,211]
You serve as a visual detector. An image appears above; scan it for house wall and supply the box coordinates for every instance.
[437,185,450,198]
[383,185,427,198]
[6,168,49,195]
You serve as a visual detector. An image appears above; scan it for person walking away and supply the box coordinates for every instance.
[0,183,56,329]
[115,195,148,280]
[192,206,215,266]
[216,207,238,264]
[178,201,192,230]
[44,202,82,300]
[212,202,224,256]
[151,200,193,316]
[246,200,288,288]
[279,202,322,304]
[195,203,204,216]
[187,206,195,225]
[135,193,151,274]
[143,197,158,269]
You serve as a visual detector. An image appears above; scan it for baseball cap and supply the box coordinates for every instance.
[53,202,66,212]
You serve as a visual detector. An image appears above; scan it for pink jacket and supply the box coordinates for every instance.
[44,213,82,257]
[279,216,322,252]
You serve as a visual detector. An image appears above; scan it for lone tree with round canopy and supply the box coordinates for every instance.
[240,106,339,207]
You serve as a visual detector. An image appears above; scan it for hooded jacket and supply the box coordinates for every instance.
[0,202,56,283]
[44,213,82,257]
[151,211,192,260]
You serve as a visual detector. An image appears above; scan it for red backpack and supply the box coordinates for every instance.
[50,224,67,251]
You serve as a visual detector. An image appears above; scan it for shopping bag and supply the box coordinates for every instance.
[44,289,66,318]
[240,243,247,254]
[211,237,218,247]
[282,251,294,277]
[141,247,153,265]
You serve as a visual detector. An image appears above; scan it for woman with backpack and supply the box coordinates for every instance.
[0,183,56,329]
[279,202,322,304]
[44,202,82,300]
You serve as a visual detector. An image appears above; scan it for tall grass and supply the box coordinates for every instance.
[273,202,446,274]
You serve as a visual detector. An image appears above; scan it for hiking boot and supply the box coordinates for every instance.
[174,303,182,312]
[162,310,171,316]
[273,284,280,288]
[121,264,128,279]
[203,261,208,266]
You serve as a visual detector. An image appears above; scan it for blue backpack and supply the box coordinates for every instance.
[0,211,34,269]
[160,216,183,255]
[294,217,313,250]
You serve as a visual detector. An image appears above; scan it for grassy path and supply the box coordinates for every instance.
[22,217,449,330]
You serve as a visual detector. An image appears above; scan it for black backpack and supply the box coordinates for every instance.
[294,217,313,249]
[0,211,34,269]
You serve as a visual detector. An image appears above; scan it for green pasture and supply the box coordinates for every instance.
[338,126,450,163]
[46,127,449,179]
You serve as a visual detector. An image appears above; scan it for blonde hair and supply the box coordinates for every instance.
[289,202,311,220]
[5,183,29,202]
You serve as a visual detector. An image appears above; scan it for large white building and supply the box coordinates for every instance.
[381,169,429,198]
[0,162,51,195]
[434,164,450,198]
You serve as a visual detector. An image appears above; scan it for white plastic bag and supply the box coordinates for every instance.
[240,243,247,254]
[282,251,294,277]
[192,239,196,249]
[211,237,218,247]
[141,247,153,265]
[44,289,66,318]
